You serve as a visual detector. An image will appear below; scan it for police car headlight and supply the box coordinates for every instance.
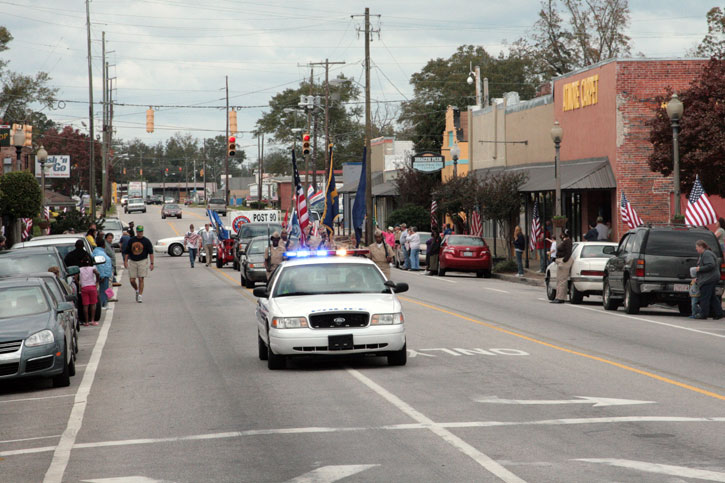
[158,241,167,246]
[272,317,308,329]
[25,329,55,347]
[371,313,404,325]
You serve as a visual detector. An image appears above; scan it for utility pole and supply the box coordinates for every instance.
[306,68,313,194]
[85,0,96,218]
[101,31,107,217]
[185,158,188,202]
[257,134,261,203]
[225,75,229,206]
[261,134,265,202]
[202,141,207,202]
[310,59,345,174]
[312,100,318,194]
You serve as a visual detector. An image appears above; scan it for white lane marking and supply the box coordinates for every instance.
[569,303,725,339]
[83,477,168,483]
[407,270,458,283]
[485,287,510,294]
[0,394,74,404]
[345,368,525,483]
[0,434,60,445]
[2,417,725,458]
[575,458,725,481]
[287,465,379,483]
[43,270,121,483]
[475,396,655,407]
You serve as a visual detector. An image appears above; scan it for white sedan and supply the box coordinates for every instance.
[545,241,617,303]
[253,252,409,370]
[154,228,217,260]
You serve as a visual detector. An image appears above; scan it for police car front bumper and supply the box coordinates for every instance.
[269,325,406,356]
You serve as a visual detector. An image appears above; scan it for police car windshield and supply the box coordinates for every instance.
[273,262,387,297]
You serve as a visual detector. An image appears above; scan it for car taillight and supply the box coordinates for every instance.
[442,247,454,255]
[581,270,604,276]
[635,259,645,277]
[721,263,725,281]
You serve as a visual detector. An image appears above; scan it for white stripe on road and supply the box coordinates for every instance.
[345,368,525,483]
[0,394,74,405]
[575,458,725,481]
[3,416,725,459]
[485,288,510,294]
[287,465,379,483]
[43,270,121,483]
[0,434,60,445]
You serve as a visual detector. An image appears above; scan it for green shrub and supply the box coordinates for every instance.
[50,210,103,235]
[494,259,518,273]
[0,171,41,218]
[387,204,430,231]
[248,201,267,209]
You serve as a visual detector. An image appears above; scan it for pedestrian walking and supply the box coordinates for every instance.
[184,224,201,268]
[104,232,120,289]
[78,254,100,326]
[427,230,441,275]
[123,225,154,303]
[264,231,285,279]
[281,229,297,251]
[407,226,421,271]
[692,239,724,320]
[93,237,112,309]
[119,230,131,255]
[595,217,608,241]
[715,218,725,254]
[399,224,409,270]
[552,230,573,304]
[200,223,216,267]
[583,222,599,241]
[367,229,393,279]
[513,225,525,277]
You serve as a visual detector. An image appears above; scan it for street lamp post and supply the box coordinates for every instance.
[451,145,460,179]
[666,93,684,216]
[36,145,48,211]
[13,129,25,170]
[550,121,564,233]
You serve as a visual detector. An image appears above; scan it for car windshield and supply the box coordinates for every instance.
[418,233,431,245]
[209,199,225,204]
[0,253,62,276]
[273,262,387,297]
[247,239,266,255]
[446,235,485,247]
[0,286,50,318]
[104,219,123,230]
[581,245,616,258]
[165,204,180,210]
[240,224,282,238]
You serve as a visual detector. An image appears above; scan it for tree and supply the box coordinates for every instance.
[648,59,725,196]
[394,162,441,210]
[387,204,430,232]
[513,0,631,79]
[0,171,42,246]
[263,149,293,176]
[399,45,537,153]
[432,175,480,233]
[40,126,102,196]
[693,7,725,59]
[0,26,58,123]
[479,171,528,259]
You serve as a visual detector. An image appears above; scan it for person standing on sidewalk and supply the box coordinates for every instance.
[93,236,113,309]
[399,224,409,270]
[201,223,217,267]
[693,239,724,320]
[513,225,525,277]
[184,224,201,268]
[427,230,441,276]
[104,232,120,289]
[552,229,573,304]
[407,226,421,271]
[123,225,154,303]
[78,254,100,326]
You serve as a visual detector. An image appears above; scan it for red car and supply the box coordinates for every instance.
[438,235,492,278]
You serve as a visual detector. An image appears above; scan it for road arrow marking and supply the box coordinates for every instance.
[475,396,655,407]
[575,459,725,481]
[82,477,170,483]
[287,465,378,483]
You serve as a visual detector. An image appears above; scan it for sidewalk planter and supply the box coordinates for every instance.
[552,216,568,228]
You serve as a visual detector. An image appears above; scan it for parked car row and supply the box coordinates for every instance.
[395,234,493,278]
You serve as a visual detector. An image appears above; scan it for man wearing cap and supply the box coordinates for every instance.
[280,229,297,251]
[123,225,154,303]
[264,231,285,279]
[367,229,393,279]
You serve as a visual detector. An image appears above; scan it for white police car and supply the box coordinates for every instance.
[253,249,408,369]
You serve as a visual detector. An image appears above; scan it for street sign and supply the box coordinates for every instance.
[35,155,71,178]
[411,151,445,173]
[0,126,9,147]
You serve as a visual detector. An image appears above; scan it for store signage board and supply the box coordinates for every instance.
[411,152,445,173]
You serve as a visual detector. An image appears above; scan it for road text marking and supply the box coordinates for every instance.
[288,465,379,483]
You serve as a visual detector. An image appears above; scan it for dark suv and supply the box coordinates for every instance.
[603,225,724,314]
[232,223,282,271]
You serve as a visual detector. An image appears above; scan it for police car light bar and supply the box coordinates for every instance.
[284,248,370,258]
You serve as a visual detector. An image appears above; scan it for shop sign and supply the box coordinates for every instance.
[35,155,70,179]
[0,125,9,147]
[411,152,444,173]
[563,74,599,111]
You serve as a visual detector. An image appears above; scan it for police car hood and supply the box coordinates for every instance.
[271,293,401,317]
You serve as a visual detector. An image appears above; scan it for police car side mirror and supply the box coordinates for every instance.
[393,282,409,294]
[253,287,269,298]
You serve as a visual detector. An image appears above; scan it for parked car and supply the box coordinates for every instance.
[154,228,217,259]
[161,203,183,219]
[437,235,492,278]
[13,234,95,262]
[0,278,77,387]
[239,236,269,288]
[207,197,227,216]
[125,197,146,214]
[102,217,124,250]
[148,194,164,205]
[232,222,283,271]
[120,195,128,207]
[417,231,431,266]
[602,225,725,315]
[545,241,618,303]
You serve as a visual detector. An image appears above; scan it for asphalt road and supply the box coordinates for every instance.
[1,204,724,482]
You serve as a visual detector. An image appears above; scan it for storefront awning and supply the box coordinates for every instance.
[475,158,615,192]
[372,181,398,197]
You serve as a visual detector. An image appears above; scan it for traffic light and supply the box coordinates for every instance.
[228,136,236,156]
[200,169,204,177]
[146,108,154,133]
[139,168,143,176]
[23,125,32,146]
[302,133,311,156]
[228,110,237,134]
[165,168,169,175]
[178,166,182,172]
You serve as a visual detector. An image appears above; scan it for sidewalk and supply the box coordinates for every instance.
[493,268,546,287]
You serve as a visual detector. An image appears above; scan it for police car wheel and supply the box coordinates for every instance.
[258,335,268,361]
[267,344,285,370]
[387,344,407,366]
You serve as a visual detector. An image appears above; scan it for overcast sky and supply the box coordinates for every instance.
[1,0,716,161]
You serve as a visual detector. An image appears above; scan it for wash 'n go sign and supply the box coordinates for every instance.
[35,155,71,179]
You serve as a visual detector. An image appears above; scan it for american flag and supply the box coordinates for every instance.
[291,149,309,245]
[21,218,33,241]
[470,206,482,237]
[530,200,542,251]
[43,207,51,235]
[620,192,644,230]
[430,200,438,230]
[685,175,718,227]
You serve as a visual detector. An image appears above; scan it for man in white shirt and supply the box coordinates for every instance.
[399,223,409,270]
[407,226,421,271]
[200,224,217,267]
[595,217,609,241]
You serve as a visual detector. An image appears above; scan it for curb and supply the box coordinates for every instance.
[493,272,546,287]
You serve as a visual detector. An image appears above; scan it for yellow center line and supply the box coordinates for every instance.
[399,295,725,401]
[213,267,256,301]
[166,221,181,236]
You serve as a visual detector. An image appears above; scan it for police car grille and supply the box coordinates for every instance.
[0,340,22,354]
[309,312,369,328]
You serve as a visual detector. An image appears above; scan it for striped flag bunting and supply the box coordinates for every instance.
[685,175,718,227]
[620,192,644,230]
[530,200,542,251]
[430,200,438,230]
[470,206,483,237]
[291,149,309,245]
[21,218,33,241]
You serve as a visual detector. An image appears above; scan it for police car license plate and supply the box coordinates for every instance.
[463,251,473,257]
[673,284,690,292]
[329,334,353,350]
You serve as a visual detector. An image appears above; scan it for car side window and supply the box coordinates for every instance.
[631,231,645,253]
[618,235,630,256]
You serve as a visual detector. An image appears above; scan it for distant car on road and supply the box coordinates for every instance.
[164,196,175,204]
[120,195,128,207]
[546,241,617,303]
[239,236,269,288]
[102,217,124,250]
[232,222,283,271]
[161,203,183,219]
[154,228,217,260]
[125,197,146,214]
[207,197,227,216]
[437,235,492,278]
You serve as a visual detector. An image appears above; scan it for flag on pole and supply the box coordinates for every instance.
[43,207,51,235]
[307,185,324,205]
[685,175,718,227]
[620,192,644,230]
[352,147,367,245]
[289,209,302,240]
[470,206,483,237]
[21,218,33,241]
[291,149,309,245]
[430,200,438,231]
[321,145,339,236]
[530,200,542,251]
